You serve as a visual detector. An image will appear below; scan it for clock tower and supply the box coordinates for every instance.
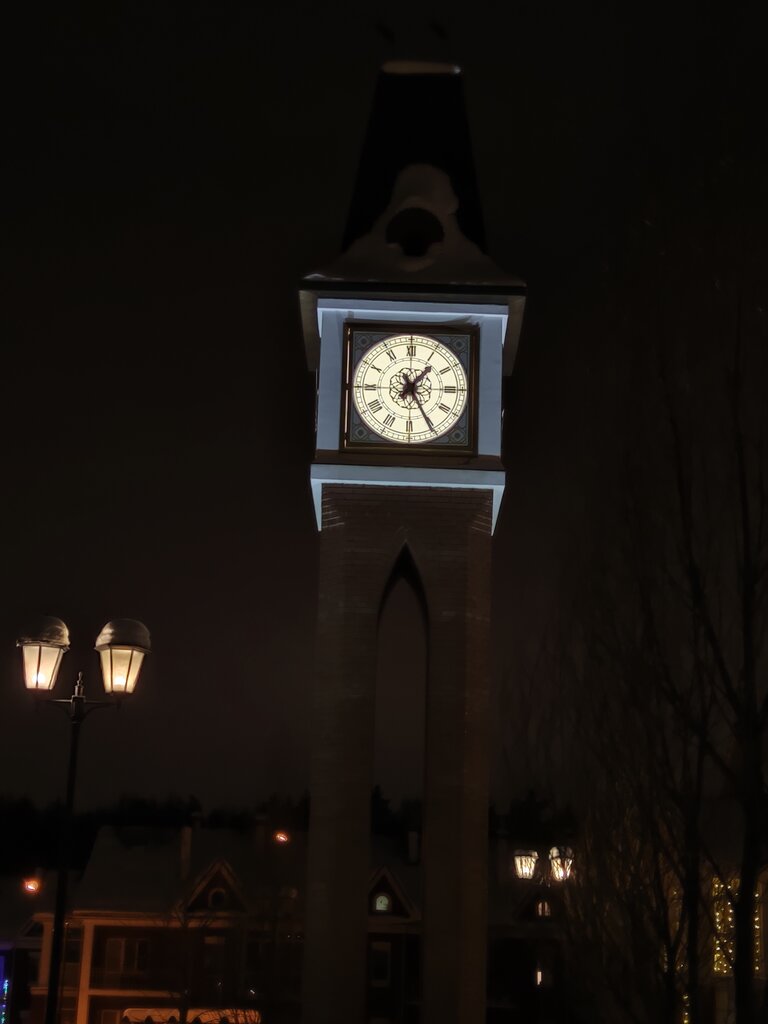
[299,62,526,1024]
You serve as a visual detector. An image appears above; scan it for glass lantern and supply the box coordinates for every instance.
[17,617,70,691]
[95,619,151,694]
[549,846,574,882]
[513,849,539,880]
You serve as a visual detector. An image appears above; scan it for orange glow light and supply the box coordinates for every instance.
[23,877,41,894]
[273,830,290,844]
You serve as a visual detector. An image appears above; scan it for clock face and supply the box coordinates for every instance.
[344,327,475,451]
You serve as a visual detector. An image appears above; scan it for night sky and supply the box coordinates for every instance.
[1,2,763,813]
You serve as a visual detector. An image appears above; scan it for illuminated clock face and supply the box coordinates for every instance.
[349,332,470,446]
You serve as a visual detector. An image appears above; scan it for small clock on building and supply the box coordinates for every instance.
[342,323,477,453]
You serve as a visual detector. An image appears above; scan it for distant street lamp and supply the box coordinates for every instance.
[512,845,576,884]
[16,616,151,1024]
[549,846,574,882]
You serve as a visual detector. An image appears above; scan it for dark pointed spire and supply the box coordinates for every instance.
[342,61,487,254]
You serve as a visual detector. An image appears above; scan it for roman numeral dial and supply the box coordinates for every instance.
[350,332,469,446]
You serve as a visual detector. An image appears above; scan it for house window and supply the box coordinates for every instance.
[535,899,552,918]
[203,933,227,986]
[373,893,391,913]
[208,887,227,910]
[62,927,83,986]
[104,937,150,975]
[64,928,82,964]
[28,952,41,986]
[369,941,391,988]
[534,960,553,988]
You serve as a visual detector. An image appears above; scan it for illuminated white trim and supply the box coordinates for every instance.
[312,298,508,533]
[310,465,505,532]
[315,299,508,458]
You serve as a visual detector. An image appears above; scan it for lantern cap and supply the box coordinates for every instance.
[16,616,70,649]
[549,845,574,858]
[95,619,151,653]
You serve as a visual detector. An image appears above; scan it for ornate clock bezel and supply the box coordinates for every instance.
[341,321,479,455]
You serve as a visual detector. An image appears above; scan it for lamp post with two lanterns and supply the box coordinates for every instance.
[513,846,574,883]
[16,615,151,1024]
[511,845,575,992]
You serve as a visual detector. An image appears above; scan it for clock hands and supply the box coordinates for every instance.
[399,366,435,432]
[410,364,432,388]
[399,364,432,397]
[411,389,434,432]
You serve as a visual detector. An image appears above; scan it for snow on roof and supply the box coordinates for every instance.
[311,164,524,289]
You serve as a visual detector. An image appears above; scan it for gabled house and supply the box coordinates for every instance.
[366,851,421,1022]
[24,823,306,1024]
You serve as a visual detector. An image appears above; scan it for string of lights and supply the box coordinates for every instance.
[712,877,762,977]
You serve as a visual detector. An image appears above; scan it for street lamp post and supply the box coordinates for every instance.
[16,615,151,1024]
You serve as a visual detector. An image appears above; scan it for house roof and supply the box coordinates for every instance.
[368,836,421,913]
[66,824,429,921]
[73,825,306,916]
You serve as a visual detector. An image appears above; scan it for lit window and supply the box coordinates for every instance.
[373,893,391,913]
[535,899,552,918]
[534,960,553,987]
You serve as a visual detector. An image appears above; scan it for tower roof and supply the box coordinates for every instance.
[299,61,526,372]
[342,61,486,254]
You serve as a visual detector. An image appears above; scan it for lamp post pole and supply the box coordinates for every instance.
[17,617,151,1024]
[45,677,85,1024]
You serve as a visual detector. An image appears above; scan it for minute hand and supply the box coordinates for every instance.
[411,389,434,431]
